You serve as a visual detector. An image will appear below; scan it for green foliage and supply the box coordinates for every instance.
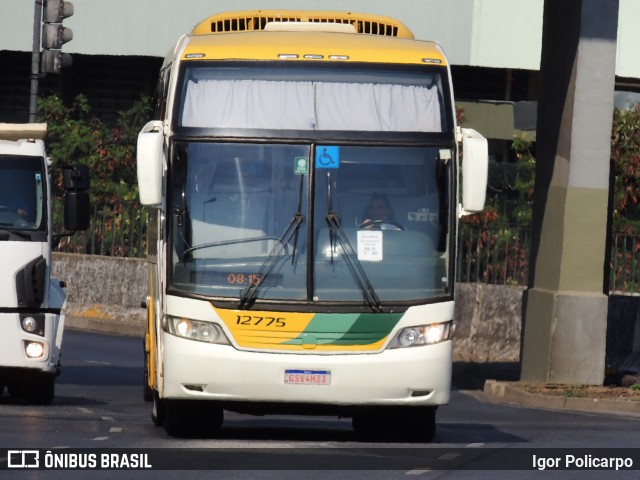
[456,107,533,285]
[464,103,640,232]
[38,94,151,257]
[611,104,640,233]
[37,94,151,205]
[563,385,585,398]
[458,104,640,288]
[455,125,532,283]
[510,133,536,225]
[462,133,536,229]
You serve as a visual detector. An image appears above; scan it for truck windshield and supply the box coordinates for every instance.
[170,141,451,307]
[0,156,46,232]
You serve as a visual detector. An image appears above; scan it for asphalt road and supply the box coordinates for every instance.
[1,330,639,480]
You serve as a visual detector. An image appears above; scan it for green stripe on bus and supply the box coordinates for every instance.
[283,312,402,346]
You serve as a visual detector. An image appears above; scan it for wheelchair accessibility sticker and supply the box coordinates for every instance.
[315,146,340,169]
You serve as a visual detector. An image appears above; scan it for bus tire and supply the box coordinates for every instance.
[151,391,166,426]
[407,406,437,443]
[164,400,224,438]
[352,406,436,443]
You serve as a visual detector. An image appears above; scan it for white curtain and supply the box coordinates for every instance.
[181,79,442,132]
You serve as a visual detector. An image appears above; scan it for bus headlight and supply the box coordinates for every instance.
[389,322,453,348]
[165,316,230,345]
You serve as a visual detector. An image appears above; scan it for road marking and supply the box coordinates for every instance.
[405,451,463,474]
[438,453,460,461]
[406,469,430,475]
[109,427,123,433]
[101,416,114,421]
[91,437,109,441]
[466,442,485,448]
[76,407,93,414]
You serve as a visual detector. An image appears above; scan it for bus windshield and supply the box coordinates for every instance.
[0,156,46,232]
[170,141,451,306]
[175,62,451,133]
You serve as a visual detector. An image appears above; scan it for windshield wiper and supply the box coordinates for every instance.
[289,174,305,266]
[323,170,382,313]
[237,212,304,309]
[0,226,31,240]
[325,212,383,313]
[181,236,283,262]
[238,174,306,309]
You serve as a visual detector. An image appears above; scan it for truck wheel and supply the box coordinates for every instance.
[28,374,55,405]
[164,400,223,438]
[8,381,28,398]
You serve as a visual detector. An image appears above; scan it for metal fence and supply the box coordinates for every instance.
[457,224,530,286]
[53,200,148,258]
[456,226,640,293]
[610,233,640,294]
[51,202,640,293]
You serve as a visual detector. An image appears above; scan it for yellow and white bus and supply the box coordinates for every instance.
[137,10,488,440]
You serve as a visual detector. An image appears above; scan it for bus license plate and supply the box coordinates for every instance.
[284,369,331,385]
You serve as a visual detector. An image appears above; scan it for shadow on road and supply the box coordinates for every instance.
[452,361,520,390]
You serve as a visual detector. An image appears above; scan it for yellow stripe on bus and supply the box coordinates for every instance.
[214,307,389,352]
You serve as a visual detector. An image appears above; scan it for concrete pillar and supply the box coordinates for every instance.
[520,0,619,385]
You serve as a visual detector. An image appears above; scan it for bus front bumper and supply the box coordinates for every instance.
[160,331,451,409]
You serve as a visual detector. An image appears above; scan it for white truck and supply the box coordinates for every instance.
[0,123,89,404]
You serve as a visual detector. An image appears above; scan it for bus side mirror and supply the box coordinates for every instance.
[63,165,90,231]
[137,121,164,206]
[460,128,488,213]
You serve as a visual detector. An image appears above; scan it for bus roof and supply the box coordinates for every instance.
[180,10,447,66]
[182,29,446,67]
[191,10,415,39]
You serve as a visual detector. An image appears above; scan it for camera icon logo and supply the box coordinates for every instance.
[7,450,40,468]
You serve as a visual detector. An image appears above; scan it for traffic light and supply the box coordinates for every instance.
[41,0,74,74]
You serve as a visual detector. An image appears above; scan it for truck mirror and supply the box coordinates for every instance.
[64,190,90,231]
[61,164,90,231]
[63,165,90,191]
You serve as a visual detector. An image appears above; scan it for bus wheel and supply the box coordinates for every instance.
[352,406,436,443]
[151,391,166,426]
[406,406,437,443]
[164,400,224,438]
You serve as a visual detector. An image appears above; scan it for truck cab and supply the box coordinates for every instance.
[0,123,89,404]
